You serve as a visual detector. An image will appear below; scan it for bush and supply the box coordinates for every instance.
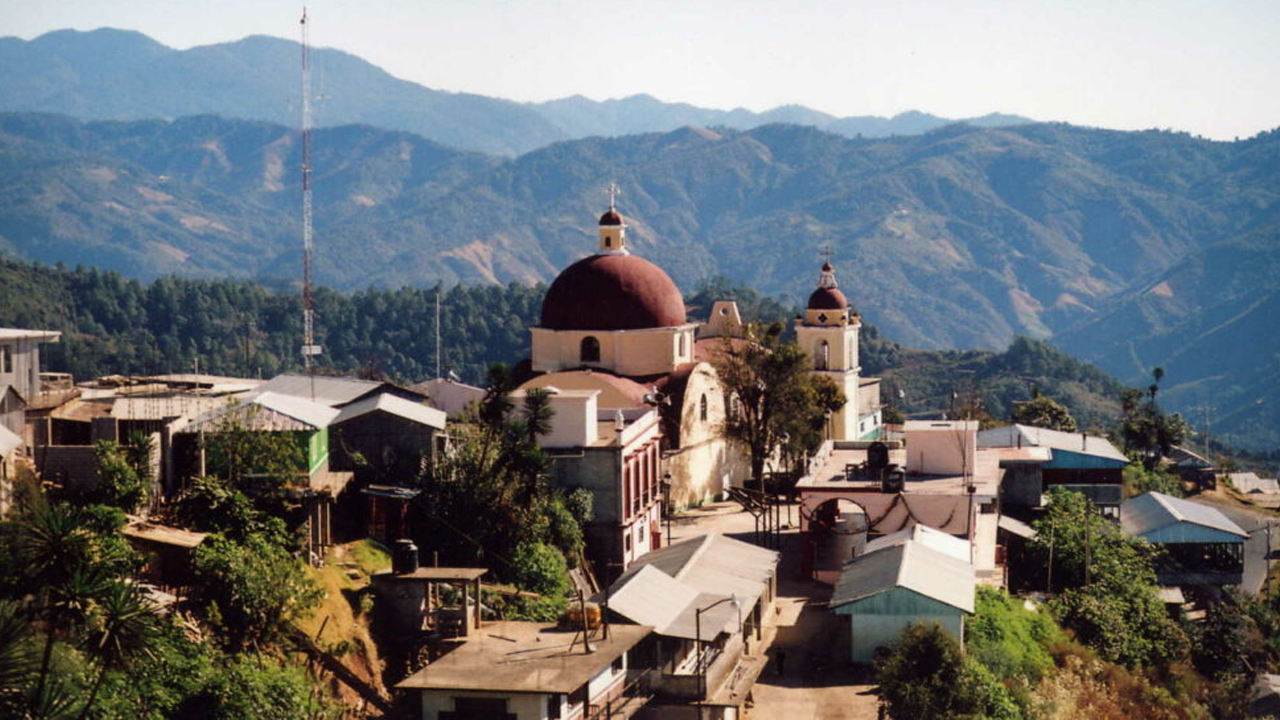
[508,541,569,598]
[191,534,321,649]
[968,587,1064,682]
[174,654,332,720]
[875,622,1020,719]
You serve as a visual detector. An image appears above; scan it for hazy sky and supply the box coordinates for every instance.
[4,0,1278,140]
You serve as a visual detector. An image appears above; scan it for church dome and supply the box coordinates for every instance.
[807,287,848,310]
[541,254,686,331]
[599,209,623,226]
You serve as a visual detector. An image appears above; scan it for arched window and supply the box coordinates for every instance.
[580,336,600,363]
[604,234,613,248]
[700,393,708,421]
[816,340,830,370]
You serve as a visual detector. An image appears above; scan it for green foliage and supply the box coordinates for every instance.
[715,322,846,483]
[508,542,570,598]
[1119,374,1190,471]
[1031,488,1188,668]
[875,622,1020,720]
[173,654,332,720]
[170,476,290,547]
[1189,595,1266,681]
[191,535,322,650]
[415,365,583,593]
[90,440,148,512]
[202,403,308,498]
[90,622,212,720]
[1124,463,1183,498]
[968,588,1065,683]
[1011,392,1078,432]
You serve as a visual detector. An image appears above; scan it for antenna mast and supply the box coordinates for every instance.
[435,287,442,379]
[300,7,321,389]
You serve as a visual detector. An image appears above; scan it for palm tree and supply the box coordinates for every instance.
[17,501,95,705]
[77,580,158,719]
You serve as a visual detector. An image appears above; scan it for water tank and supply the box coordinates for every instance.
[392,539,419,575]
[881,467,905,494]
[867,442,890,470]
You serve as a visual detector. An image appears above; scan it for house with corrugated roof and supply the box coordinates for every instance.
[978,424,1129,515]
[1122,491,1247,586]
[599,533,779,716]
[830,538,976,663]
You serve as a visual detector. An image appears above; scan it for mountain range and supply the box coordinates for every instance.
[0,28,1031,156]
[1,28,1279,450]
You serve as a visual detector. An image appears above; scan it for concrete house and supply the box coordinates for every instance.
[830,538,976,663]
[396,621,652,720]
[0,328,60,436]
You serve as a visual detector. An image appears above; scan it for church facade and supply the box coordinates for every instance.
[517,204,880,573]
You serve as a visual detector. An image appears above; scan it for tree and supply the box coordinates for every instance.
[1119,370,1190,471]
[77,580,159,719]
[201,402,307,499]
[1032,488,1188,667]
[714,322,845,485]
[91,441,148,512]
[875,622,1018,719]
[1011,391,1077,432]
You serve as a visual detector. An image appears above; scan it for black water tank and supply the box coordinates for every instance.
[881,467,905,494]
[867,442,890,470]
[392,539,419,575]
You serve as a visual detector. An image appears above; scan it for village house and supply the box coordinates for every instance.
[1121,491,1248,587]
[829,536,976,664]
[978,424,1129,518]
[395,620,652,720]
[598,533,778,719]
[0,328,61,436]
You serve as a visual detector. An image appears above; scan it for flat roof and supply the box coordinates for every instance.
[377,567,488,582]
[123,519,207,549]
[796,445,1001,497]
[396,621,650,694]
[0,328,61,341]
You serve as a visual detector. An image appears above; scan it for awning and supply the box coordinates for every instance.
[998,515,1037,539]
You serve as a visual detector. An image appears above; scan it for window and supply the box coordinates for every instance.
[816,341,829,370]
[699,394,708,422]
[604,234,613,248]
[0,346,10,374]
[548,695,563,719]
[677,332,686,358]
[580,336,601,363]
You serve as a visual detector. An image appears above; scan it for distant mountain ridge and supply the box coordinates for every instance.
[0,28,1034,156]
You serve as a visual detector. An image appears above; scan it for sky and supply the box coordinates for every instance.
[4,0,1279,140]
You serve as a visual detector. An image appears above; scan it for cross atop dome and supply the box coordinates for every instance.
[597,185,628,254]
[817,245,839,289]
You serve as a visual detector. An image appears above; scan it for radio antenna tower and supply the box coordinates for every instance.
[299,7,321,396]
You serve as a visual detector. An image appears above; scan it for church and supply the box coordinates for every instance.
[514,201,882,571]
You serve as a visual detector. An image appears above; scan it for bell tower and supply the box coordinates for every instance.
[794,256,863,440]
[598,183,629,255]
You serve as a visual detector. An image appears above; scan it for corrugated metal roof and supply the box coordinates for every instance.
[864,524,971,562]
[603,534,776,641]
[111,395,229,421]
[1121,492,1248,541]
[830,539,975,613]
[0,424,21,456]
[186,392,338,432]
[977,424,1128,463]
[998,515,1037,539]
[255,373,385,408]
[333,393,446,430]
[1230,472,1280,495]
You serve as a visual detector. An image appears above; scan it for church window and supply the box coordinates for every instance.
[817,313,828,324]
[678,333,686,358]
[700,394,708,421]
[816,341,829,370]
[605,234,612,247]
[581,336,601,363]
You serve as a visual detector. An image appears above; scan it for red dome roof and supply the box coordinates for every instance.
[599,209,624,226]
[808,287,848,310]
[541,254,686,331]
